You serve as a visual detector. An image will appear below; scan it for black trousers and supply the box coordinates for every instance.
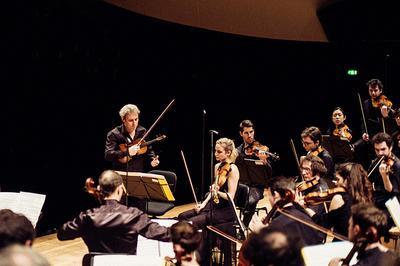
[242,186,264,227]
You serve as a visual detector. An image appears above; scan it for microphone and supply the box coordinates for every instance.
[209,130,219,135]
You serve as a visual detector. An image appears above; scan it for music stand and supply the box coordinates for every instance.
[114,171,175,202]
[322,135,354,162]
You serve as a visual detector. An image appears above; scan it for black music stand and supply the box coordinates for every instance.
[114,171,175,213]
[322,135,354,163]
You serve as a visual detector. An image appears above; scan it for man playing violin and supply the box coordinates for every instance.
[105,104,160,172]
[249,176,323,247]
[235,120,273,226]
[368,132,400,229]
[329,203,399,266]
[362,79,397,142]
[301,126,335,180]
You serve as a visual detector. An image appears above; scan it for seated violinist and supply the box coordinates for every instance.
[235,120,273,226]
[297,154,333,216]
[178,138,239,266]
[301,126,335,180]
[249,176,324,247]
[329,203,399,266]
[302,163,373,241]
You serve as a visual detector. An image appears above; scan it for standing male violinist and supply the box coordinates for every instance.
[367,132,400,229]
[301,126,335,180]
[236,120,273,227]
[362,79,397,141]
[105,104,160,172]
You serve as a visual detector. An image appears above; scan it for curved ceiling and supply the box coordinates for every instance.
[104,0,339,42]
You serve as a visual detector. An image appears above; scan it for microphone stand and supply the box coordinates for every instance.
[208,129,218,266]
[201,109,206,199]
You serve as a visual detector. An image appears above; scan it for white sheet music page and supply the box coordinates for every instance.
[93,254,163,266]
[0,192,20,210]
[385,196,400,228]
[14,191,46,228]
[302,241,357,266]
[136,218,176,258]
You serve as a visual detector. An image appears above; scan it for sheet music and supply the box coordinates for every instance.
[0,191,46,228]
[302,241,357,266]
[93,254,163,266]
[385,197,400,229]
[0,192,20,210]
[136,218,176,258]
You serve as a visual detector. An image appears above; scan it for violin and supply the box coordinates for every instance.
[382,155,396,175]
[262,189,295,225]
[245,141,280,161]
[84,177,102,203]
[371,94,394,112]
[296,178,319,193]
[304,186,346,205]
[213,162,232,204]
[341,227,378,266]
[118,135,166,163]
[333,124,352,141]
[309,145,324,157]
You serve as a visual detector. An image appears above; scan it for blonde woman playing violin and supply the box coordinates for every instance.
[178,138,239,266]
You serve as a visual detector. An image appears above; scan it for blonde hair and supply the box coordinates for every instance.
[119,104,140,120]
[216,137,238,162]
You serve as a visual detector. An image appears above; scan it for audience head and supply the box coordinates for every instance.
[170,221,201,263]
[348,203,387,243]
[0,209,35,249]
[242,227,303,266]
[0,244,50,266]
[98,170,124,198]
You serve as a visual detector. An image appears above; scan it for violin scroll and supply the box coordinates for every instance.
[85,177,102,203]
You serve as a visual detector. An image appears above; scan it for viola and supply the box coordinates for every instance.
[212,162,232,204]
[296,178,319,193]
[84,177,102,203]
[118,135,166,163]
[304,186,346,205]
[245,141,280,161]
[333,124,352,141]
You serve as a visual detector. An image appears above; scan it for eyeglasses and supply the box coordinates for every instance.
[302,141,314,146]
[300,167,312,172]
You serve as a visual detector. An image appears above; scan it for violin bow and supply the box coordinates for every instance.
[290,139,303,181]
[138,99,175,144]
[276,208,348,241]
[224,190,249,236]
[367,155,385,177]
[206,225,243,245]
[180,150,199,206]
[357,93,369,136]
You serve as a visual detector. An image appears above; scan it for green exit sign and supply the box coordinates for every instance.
[347,69,358,76]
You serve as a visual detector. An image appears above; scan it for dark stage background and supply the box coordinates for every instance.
[3,0,400,235]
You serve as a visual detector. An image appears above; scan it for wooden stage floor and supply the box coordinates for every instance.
[33,203,197,266]
[33,192,271,266]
